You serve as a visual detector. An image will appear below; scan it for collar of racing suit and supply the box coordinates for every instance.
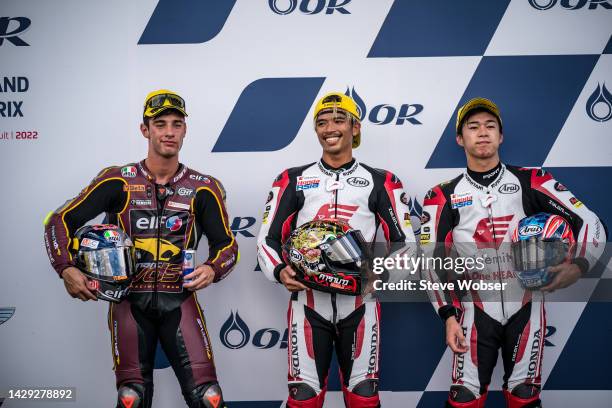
[466,161,502,187]
[318,158,358,177]
[464,162,506,191]
[137,159,189,185]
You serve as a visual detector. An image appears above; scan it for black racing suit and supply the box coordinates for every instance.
[421,163,606,408]
[43,160,238,407]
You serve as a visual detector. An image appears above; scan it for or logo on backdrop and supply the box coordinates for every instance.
[0,17,31,46]
[528,0,612,10]
[344,87,424,126]
[220,311,251,349]
[231,217,257,238]
[544,326,557,347]
[268,0,351,15]
[0,307,16,325]
[586,83,612,122]
[220,311,288,349]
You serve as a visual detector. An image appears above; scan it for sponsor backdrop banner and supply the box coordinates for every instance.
[1,0,611,407]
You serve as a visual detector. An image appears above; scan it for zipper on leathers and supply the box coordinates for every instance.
[153,190,167,311]
[332,172,340,327]
[486,193,506,320]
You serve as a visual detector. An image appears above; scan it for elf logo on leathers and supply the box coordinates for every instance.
[528,0,611,10]
[345,87,424,126]
[220,311,288,350]
[269,0,351,15]
[132,210,188,234]
[0,17,31,46]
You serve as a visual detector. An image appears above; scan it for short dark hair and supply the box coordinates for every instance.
[457,107,502,135]
[143,108,185,127]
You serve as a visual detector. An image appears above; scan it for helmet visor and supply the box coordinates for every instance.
[321,230,366,266]
[511,237,567,271]
[80,247,135,282]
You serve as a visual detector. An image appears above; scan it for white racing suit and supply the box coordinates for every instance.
[257,159,417,408]
[421,164,606,408]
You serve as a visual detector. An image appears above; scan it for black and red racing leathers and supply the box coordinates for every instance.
[43,160,238,407]
[421,163,606,407]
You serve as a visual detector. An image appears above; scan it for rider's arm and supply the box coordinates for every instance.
[193,178,238,282]
[513,167,607,274]
[43,167,128,277]
[421,181,463,322]
[257,168,303,283]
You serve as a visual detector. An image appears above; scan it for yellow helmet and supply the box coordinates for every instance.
[143,89,187,119]
[456,97,502,133]
[313,92,362,148]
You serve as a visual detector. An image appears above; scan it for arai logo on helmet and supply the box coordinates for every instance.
[519,224,543,237]
[165,216,183,232]
[347,177,370,187]
[289,249,303,263]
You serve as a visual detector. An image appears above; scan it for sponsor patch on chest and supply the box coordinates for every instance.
[296,176,321,191]
[451,192,473,209]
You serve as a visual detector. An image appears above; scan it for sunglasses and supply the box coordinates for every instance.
[145,94,185,113]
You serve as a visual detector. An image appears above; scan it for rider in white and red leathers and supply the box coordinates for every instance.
[421,98,607,408]
[257,93,417,408]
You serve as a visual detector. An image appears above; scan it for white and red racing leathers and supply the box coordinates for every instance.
[257,159,417,408]
[421,163,606,407]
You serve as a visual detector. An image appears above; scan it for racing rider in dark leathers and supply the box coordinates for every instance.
[43,90,238,408]
[257,92,417,408]
[421,97,607,408]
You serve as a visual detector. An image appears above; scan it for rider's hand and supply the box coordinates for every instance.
[541,263,582,292]
[445,316,468,354]
[61,266,97,301]
[183,264,216,291]
[279,266,308,292]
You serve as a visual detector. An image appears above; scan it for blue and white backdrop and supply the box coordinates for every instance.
[1,1,611,407]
